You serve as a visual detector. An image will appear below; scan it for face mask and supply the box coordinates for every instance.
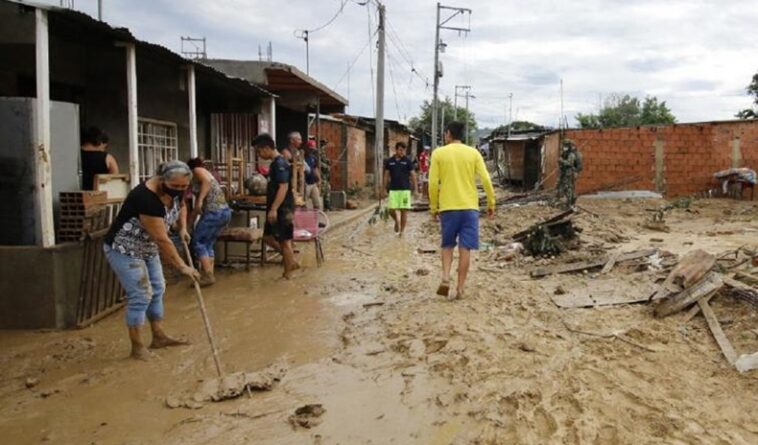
[161,183,184,198]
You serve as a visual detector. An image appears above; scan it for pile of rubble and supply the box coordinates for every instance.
[479,195,758,373]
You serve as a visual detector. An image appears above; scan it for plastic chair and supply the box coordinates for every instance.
[293,208,326,266]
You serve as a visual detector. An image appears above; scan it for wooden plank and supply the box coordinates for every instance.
[723,276,757,292]
[549,279,659,308]
[698,299,738,365]
[531,249,657,278]
[654,272,723,318]
[600,253,619,275]
[733,272,758,287]
[682,292,717,324]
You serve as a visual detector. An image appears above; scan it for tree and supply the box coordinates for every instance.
[736,72,758,119]
[576,94,676,128]
[492,120,549,133]
[408,97,477,145]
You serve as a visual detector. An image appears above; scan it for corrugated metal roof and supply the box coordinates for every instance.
[7,0,275,98]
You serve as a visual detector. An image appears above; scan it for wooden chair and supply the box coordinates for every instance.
[217,227,264,270]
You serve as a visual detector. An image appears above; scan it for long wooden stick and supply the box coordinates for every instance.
[182,241,225,377]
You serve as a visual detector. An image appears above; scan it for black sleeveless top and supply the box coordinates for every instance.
[81,150,109,190]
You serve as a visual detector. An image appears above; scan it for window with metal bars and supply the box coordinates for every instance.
[138,119,178,182]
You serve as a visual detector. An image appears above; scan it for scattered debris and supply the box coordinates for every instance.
[25,377,39,389]
[168,363,288,405]
[531,249,657,278]
[289,404,326,429]
[550,279,659,309]
[735,352,758,373]
[654,272,723,318]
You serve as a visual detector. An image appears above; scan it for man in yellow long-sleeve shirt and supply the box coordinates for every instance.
[429,121,496,299]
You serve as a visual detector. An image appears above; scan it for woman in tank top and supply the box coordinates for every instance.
[80,126,119,190]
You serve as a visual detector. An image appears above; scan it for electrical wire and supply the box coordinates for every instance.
[307,0,348,33]
[332,29,377,91]
[385,46,405,122]
[366,1,376,114]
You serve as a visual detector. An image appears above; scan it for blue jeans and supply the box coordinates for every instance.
[104,243,166,327]
[440,210,480,250]
[192,207,232,258]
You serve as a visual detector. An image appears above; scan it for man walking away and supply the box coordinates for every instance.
[304,140,322,210]
[383,142,416,236]
[429,121,496,299]
[254,134,299,279]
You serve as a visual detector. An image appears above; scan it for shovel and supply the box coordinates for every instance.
[181,241,225,377]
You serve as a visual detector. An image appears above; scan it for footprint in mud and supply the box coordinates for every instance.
[533,407,559,439]
[594,425,620,445]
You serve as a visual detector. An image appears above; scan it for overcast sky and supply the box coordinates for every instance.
[57,0,757,129]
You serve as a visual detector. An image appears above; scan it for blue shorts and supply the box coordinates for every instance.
[440,210,480,250]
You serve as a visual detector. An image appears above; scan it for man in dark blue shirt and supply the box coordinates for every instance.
[382,141,417,236]
[304,139,322,210]
[254,133,298,279]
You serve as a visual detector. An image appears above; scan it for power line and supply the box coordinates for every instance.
[332,29,377,91]
[366,0,376,115]
[308,0,348,33]
[385,46,404,122]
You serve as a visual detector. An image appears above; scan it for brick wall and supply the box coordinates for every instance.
[542,120,758,198]
[346,126,366,188]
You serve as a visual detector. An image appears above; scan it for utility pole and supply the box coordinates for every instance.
[294,30,310,74]
[464,89,474,145]
[507,92,513,139]
[97,0,103,20]
[374,2,386,195]
[453,84,470,120]
[431,3,472,150]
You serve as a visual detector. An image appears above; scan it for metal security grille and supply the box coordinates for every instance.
[138,119,178,182]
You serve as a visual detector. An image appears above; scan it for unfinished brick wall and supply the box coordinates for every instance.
[346,126,367,189]
[543,120,758,198]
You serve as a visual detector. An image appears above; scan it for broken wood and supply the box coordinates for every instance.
[654,272,723,318]
[682,291,718,324]
[698,299,737,365]
[600,253,620,275]
[531,249,657,278]
[511,209,574,241]
[733,271,758,287]
[561,320,658,353]
[650,249,716,301]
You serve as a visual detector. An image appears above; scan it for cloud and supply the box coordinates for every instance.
[46,0,758,129]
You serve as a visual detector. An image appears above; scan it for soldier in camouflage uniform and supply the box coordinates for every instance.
[319,140,332,210]
[557,139,583,208]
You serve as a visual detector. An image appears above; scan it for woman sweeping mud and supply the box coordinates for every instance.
[103,161,201,360]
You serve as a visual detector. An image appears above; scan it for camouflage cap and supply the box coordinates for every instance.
[561,138,576,148]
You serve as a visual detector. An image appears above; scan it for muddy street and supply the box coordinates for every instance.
[1,198,758,444]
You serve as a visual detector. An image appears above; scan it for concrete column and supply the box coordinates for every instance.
[731,136,742,168]
[125,43,139,186]
[269,97,276,138]
[34,9,54,247]
[654,139,665,193]
[188,64,198,158]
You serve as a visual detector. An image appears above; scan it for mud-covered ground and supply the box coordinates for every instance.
[1,197,757,444]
